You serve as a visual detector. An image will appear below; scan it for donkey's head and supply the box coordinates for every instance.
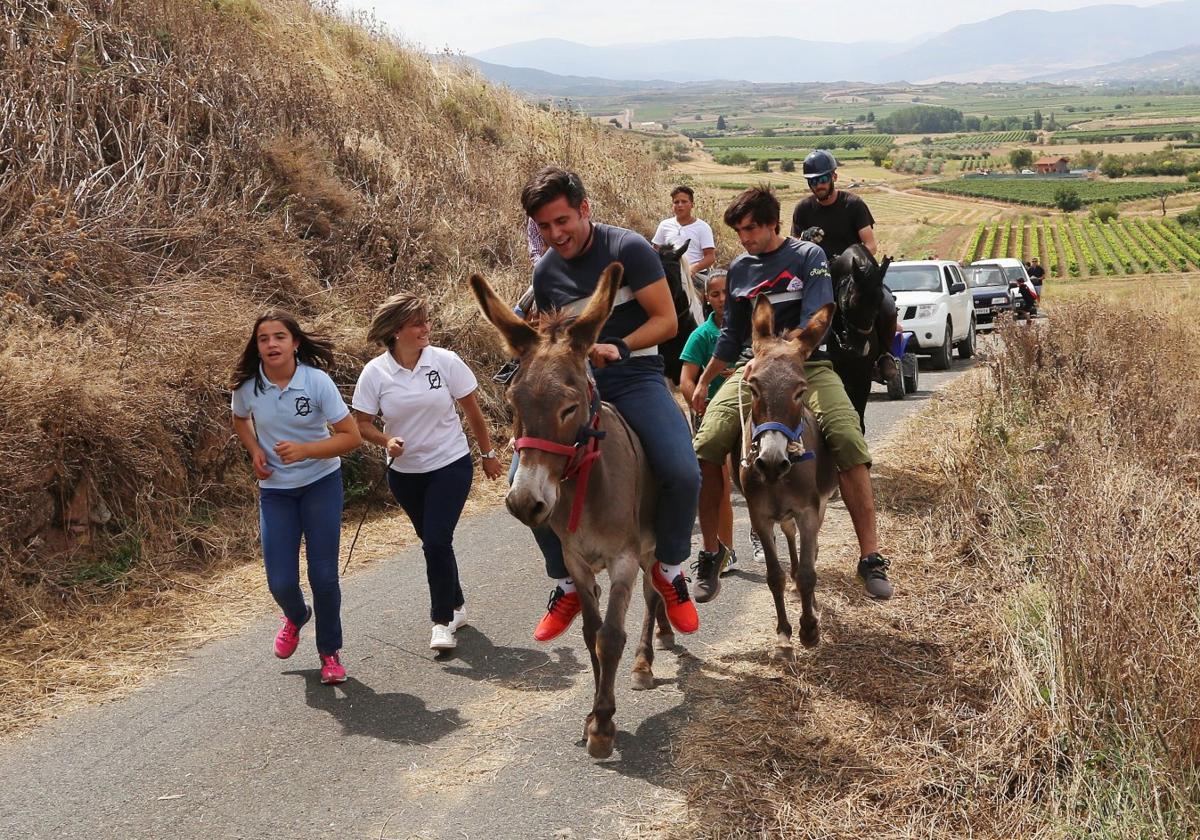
[470,264,622,528]
[745,297,835,483]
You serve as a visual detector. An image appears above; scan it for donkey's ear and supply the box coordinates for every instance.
[750,293,775,352]
[567,262,622,354]
[469,274,540,357]
[672,239,690,260]
[789,303,835,360]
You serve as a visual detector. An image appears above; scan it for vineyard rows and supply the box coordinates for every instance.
[960,216,1200,276]
[1053,123,1200,142]
[703,134,894,150]
[924,178,1200,206]
[928,131,1028,146]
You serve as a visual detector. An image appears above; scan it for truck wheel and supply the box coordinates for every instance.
[957,318,976,359]
[931,323,952,371]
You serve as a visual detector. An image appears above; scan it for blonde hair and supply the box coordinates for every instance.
[367,292,430,348]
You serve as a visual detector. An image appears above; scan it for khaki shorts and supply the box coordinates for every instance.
[693,360,871,472]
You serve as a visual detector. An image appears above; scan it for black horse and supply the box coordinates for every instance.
[656,240,702,387]
[826,243,897,430]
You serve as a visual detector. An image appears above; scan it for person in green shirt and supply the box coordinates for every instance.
[678,270,743,575]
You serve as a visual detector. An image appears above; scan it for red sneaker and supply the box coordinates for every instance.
[533,586,581,643]
[273,605,311,659]
[651,564,699,634]
[319,652,347,685]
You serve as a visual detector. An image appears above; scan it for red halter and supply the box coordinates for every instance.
[512,381,605,533]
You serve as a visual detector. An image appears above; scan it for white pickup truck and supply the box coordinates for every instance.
[886,259,976,370]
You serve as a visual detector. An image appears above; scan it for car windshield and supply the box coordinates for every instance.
[966,266,1005,288]
[886,265,942,292]
[1003,266,1027,282]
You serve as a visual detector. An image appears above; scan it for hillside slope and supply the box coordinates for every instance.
[0,0,664,623]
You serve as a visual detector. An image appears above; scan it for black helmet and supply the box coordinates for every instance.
[803,149,838,180]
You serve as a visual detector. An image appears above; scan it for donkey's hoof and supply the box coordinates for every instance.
[631,669,655,691]
[654,632,676,650]
[585,715,616,758]
[587,734,615,759]
[799,621,820,648]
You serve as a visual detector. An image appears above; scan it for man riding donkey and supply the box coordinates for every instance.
[517,167,701,642]
[791,149,901,428]
[689,186,895,603]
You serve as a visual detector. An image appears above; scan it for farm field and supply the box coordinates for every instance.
[923,178,1200,206]
[961,216,1200,277]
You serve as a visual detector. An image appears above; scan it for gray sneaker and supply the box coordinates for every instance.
[856,553,894,600]
[691,543,731,603]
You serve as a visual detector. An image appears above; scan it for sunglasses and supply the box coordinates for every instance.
[807,174,833,186]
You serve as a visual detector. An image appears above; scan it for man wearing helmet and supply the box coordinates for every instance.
[792,149,898,427]
[790,149,877,257]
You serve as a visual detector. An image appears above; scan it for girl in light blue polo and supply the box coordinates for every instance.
[231,311,362,685]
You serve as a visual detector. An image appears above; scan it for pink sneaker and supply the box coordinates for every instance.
[273,605,311,659]
[319,652,347,685]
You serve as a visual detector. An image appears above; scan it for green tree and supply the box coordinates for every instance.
[761,127,776,137]
[868,146,888,167]
[866,110,875,123]
[753,159,770,172]
[1099,156,1126,178]
[844,139,861,150]
[1090,202,1119,223]
[716,114,727,131]
[780,158,796,172]
[1033,109,1043,130]
[1054,187,1082,213]
[1009,148,1034,171]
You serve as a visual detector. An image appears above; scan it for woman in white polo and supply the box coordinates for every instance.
[352,292,502,652]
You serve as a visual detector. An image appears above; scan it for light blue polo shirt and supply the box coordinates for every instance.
[231,363,350,489]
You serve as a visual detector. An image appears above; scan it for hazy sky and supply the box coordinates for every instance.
[339,0,1170,54]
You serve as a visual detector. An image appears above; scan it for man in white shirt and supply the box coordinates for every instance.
[652,186,716,280]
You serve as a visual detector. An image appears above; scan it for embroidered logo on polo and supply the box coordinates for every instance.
[426,370,442,390]
[294,396,312,416]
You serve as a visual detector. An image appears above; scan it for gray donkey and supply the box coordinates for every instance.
[740,297,839,650]
[469,264,673,759]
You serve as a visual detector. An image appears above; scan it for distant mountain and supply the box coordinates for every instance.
[470,0,1200,85]
[1027,43,1200,83]
[472,36,908,84]
[872,1,1200,83]
[440,56,682,96]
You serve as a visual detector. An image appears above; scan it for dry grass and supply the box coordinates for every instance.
[0,0,666,732]
[660,290,1200,837]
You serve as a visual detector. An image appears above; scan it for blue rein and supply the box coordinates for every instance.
[750,419,815,462]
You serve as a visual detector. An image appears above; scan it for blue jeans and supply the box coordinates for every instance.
[514,357,700,579]
[387,454,473,624]
[259,468,344,655]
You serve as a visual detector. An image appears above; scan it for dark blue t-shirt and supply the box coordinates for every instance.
[532,223,666,346]
[714,237,834,364]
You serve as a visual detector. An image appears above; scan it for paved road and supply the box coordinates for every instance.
[0,355,978,840]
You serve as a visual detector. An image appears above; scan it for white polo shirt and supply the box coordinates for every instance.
[652,217,715,267]
[230,363,350,489]
[352,346,478,474]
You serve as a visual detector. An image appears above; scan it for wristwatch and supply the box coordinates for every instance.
[480,449,498,460]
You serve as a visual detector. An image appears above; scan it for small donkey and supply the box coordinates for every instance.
[740,297,839,650]
[470,264,672,759]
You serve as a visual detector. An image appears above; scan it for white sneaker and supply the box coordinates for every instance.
[449,606,469,632]
[749,528,767,564]
[430,624,456,650]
